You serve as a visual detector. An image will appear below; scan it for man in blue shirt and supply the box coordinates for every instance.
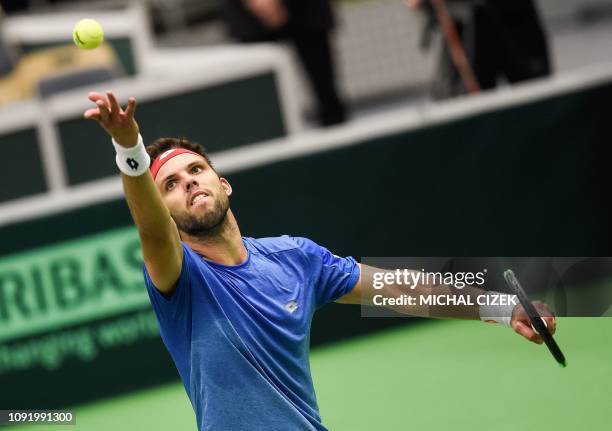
[84,91,556,430]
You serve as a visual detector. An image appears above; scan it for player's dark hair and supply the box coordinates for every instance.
[146,137,214,171]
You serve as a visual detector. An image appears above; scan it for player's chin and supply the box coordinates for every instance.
[194,207,216,223]
[189,199,210,212]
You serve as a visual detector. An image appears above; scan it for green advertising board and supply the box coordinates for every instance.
[0,224,179,409]
[0,227,145,343]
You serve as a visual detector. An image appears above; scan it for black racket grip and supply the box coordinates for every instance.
[503,269,567,367]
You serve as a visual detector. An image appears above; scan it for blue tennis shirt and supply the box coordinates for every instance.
[143,236,360,431]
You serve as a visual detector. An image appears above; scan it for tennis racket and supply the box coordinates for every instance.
[503,269,567,367]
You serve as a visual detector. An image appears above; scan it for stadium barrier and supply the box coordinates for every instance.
[0,3,301,206]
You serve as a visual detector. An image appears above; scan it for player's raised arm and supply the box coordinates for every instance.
[84,91,182,296]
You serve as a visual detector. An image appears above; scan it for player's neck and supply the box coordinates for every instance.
[183,210,248,266]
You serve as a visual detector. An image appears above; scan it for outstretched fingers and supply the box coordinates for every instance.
[124,97,137,119]
[88,92,107,105]
[83,107,101,121]
[97,100,110,123]
[106,91,121,122]
[86,92,108,122]
[85,91,137,129]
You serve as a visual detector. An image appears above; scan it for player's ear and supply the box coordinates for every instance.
[220,177,232,196]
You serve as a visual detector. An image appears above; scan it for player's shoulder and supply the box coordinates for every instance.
[245,235,320,256]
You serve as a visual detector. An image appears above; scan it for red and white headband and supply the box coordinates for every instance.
[150,148,201,180]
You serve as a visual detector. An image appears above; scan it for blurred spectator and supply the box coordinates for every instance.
[412,0,552,99]
[223,0,347,126]
[0,0,29,13]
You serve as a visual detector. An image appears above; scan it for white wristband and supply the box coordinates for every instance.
[479,291,517,327]
[112,134,150,177]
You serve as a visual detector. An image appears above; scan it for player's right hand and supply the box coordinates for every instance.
[510,301,557,345]
[84,91,140,148]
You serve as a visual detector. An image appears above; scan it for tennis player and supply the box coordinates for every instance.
[84,91,557,431]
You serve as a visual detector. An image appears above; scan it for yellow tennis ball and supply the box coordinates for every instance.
[73,19,104,50]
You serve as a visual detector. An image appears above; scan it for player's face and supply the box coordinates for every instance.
[155,153,231,236]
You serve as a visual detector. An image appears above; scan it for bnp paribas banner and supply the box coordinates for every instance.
[0,225,176,409]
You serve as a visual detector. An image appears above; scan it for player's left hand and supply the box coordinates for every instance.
[84,91,139,148]
[510,301,556,344]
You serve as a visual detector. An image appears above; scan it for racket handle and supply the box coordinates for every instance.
[531,317,548,334]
